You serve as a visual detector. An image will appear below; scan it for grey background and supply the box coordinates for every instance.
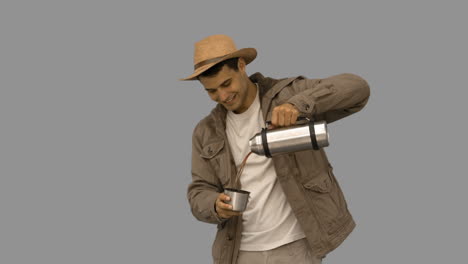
[1,0,466,263]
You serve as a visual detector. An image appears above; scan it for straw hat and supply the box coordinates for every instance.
[180,34,257,81]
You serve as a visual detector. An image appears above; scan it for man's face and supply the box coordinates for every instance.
[198,60,252,114]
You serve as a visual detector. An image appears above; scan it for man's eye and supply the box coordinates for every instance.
[207,90,216,94]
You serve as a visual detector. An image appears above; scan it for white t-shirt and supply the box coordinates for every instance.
[225,85,305,251]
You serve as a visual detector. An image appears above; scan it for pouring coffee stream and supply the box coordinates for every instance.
[233,151,253,188]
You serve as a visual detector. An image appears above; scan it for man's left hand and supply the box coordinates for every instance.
[270,103,300,128]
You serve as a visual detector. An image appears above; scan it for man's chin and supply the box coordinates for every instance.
[222,104,238,112]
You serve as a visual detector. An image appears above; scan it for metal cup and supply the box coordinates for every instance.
[224,188,250,212]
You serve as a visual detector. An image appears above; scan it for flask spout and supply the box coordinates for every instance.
[249,134,264,156]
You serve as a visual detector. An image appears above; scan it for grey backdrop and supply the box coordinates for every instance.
[1,0,467,263]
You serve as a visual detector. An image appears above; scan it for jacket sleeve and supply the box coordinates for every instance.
[286,73,370,123]
[187,124,226,225]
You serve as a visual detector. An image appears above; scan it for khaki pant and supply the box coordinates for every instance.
[236,238,323,264]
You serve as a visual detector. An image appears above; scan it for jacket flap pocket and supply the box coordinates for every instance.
[312,84,333,98]
[200,141,225,159]
[303,171,332,193]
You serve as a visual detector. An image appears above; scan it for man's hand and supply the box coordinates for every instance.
[270,103,300,128]
[215,193,242,219]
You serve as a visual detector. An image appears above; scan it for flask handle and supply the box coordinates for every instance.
[265,116,311,128]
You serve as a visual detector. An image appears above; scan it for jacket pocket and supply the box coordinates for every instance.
[200,141,225,159]
[303,167,349,235]
[200,141,229,186]
[303,172,332,193]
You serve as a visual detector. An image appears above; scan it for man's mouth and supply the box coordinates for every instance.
[224,94,236,104]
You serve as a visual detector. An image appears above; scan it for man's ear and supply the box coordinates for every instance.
[238,57,246,71]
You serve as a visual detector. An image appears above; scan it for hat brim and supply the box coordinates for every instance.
[179,48,257,81]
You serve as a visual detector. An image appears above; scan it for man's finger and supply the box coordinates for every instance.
[284,110,291,126]
[278,109,285,126]
[291,111,299,124]
[217,200,233,210]
[271,108,278,126]
[220,193,231,202]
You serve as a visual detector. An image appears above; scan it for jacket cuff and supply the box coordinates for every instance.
[287,94,315,116]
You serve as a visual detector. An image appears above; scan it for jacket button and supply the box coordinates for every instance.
[227,235,233,241]
[305,104,310,111]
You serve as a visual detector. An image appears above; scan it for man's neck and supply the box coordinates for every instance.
[234,79,257,114]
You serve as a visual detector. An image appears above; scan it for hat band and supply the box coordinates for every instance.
[194,55,227,70]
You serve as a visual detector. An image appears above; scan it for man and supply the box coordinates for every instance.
[180,34,370,264]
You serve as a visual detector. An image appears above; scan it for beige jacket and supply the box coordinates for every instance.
[188,72,370,263]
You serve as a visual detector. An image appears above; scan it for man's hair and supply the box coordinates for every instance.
[198,57,239,78]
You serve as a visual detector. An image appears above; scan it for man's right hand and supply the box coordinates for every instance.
[215,193,242,219]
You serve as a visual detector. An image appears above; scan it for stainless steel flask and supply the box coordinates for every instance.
[249,118,329,157]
